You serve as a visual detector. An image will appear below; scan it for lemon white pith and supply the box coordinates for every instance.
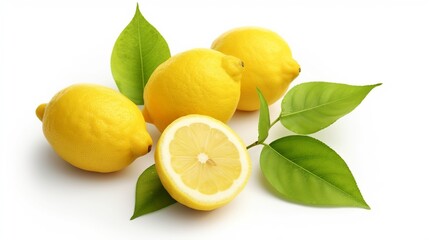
[155,115,251,210]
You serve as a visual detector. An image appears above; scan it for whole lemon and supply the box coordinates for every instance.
[36,84,153,173]
[211,27,301,111]
[142,48,244,132]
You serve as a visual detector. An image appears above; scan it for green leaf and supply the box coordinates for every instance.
[111,4,170,105]
[280,82,381,134]
[257,88,270,143]
[260,135,370,209]
[131,164,176,220]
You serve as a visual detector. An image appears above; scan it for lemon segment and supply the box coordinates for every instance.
[155,115,251,210]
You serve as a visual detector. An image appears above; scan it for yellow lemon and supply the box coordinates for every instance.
[155,114,251,210]
[36,84,153,173]
[142,48,243,132]
[211,27,301,111]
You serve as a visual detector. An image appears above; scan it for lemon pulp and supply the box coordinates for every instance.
[170,122,241,194]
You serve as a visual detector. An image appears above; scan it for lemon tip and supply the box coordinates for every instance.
[222,55,245,80]
[36,103,47,121]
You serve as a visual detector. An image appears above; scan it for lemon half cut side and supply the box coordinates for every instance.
[155,115,251,210]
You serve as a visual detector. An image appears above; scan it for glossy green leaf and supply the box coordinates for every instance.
[280,82,381,134]
[260,135,370,209]
[257,88,270,143]
[131,164,176,220]
[111,4,170,104]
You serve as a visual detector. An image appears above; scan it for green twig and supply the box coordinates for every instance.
[270,115,280,128]
[246,141,260,150]
[247,115,281,150]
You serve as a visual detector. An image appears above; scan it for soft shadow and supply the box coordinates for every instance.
[145,123,161,144]
[164,203,215,219]
[228,110,258,129]
[32,141,131,184]
[130,202,216,230]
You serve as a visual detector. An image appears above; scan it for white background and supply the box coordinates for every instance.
[1,0,428,239]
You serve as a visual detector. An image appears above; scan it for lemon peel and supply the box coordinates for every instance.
[143,48,243,132]
[36,84,153,173]
[212,27,300,111]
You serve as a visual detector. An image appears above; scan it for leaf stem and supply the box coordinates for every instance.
[247,115,281,150]
[246,141,260,150]
[270,115,280,128]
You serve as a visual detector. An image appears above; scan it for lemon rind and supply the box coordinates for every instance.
[157,115,251,208]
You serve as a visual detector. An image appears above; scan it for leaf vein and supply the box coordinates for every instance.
[137,15,145,90]
[281,90,368,119]
[265,144,365,205]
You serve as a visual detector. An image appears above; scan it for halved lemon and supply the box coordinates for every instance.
[155,114,251,210]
